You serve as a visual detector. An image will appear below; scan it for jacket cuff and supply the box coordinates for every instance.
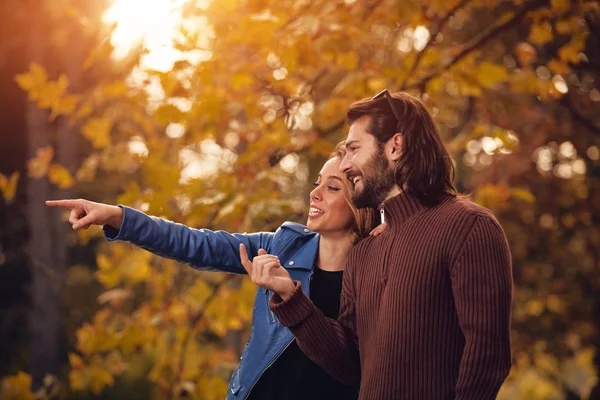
[269,281,315,327]
[102,205,127,241]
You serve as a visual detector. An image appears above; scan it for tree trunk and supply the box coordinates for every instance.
[25,0,79,388]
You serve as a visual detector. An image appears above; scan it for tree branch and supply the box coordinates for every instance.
[404,0,549,91]
[400,0,473,91]
[268,118,346,167]
[563,96,600,138]
[363,0,385,20]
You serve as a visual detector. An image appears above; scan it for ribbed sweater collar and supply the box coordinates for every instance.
[379,191,427,226]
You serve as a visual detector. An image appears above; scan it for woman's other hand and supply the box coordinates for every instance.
[239,244,295,300]
[369,222,387,237]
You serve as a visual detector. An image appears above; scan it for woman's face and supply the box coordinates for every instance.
[307,157,356,235]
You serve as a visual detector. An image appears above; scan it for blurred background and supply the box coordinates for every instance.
[0,0,599,398]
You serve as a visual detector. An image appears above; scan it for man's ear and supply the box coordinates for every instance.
[386,133,403,162]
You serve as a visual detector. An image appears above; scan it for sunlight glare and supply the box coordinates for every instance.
[103,0,189,70]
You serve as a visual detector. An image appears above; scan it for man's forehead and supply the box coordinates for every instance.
[346,119,372,144]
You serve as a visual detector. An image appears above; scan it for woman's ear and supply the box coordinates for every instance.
[386,133,403,162]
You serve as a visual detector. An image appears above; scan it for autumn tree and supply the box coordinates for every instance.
[1,0,599,399]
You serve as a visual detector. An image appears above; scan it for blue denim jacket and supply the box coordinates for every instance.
[103,206,319,399]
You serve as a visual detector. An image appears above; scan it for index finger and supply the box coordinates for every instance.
[45,199,81,209]
[239,243,252,274]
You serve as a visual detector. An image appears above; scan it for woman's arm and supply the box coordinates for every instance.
[46,199,274,274]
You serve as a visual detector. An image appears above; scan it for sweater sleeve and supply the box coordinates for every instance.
[450,215,513,400]
[269,254,361,386]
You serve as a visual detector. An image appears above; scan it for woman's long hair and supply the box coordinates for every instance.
[329,142,378,244]
[347,92,457,206]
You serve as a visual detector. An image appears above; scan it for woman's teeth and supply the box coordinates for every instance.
[309,207,324,215]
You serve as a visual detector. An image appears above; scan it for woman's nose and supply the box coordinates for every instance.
[310,187,321,201]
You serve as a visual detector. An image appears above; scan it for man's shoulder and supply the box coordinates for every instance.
[433,195,507,240]
[436,194,498,221]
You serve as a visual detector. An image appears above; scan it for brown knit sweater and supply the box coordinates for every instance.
[270,192,513,400]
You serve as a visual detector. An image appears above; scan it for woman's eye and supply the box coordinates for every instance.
[328,186,341,191]
[312,182,319,187]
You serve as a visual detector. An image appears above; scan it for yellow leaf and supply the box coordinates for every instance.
[101,81,129,98]
[50,94,79,120]
[529,21,553,46]
[558,32,588,64]
[547,59,571,75]
[556,18,578,35]
[82,117,112,149]
[69,352,85,369]
[309,139,334,157]
[511,188,535,203]
[0,171,20,202]
[525,299,544,316]
[89,365,114,394]
[48,164,75,189]
[97,288,132,307]
[476,62,509,88]
[0,372,36,400]
[551,0,571,15]
[27,146,54,178]
[75,154,100,182]
[367,77,387,93]
[510,69,538,94]
[167,300,189,324]
[71,101,93,123]
[546,295,565,314]
[14,62,48,95]
[231,72,255,91]
[337,52,359,70]
[83,40,114,71]
[562,348,599,398]
[120,324,148,355]
[120,251,151,284]
[475,184,511,210]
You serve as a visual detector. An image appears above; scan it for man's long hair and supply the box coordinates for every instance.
[347,92,457,206]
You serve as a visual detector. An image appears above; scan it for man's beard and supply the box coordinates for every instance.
[351,150,396,209]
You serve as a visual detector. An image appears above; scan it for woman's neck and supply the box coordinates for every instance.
[317,231,354,272]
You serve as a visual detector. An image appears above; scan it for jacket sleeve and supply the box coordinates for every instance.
[102,205,274,274]
[451,215,513,400]
[269,250,361,385]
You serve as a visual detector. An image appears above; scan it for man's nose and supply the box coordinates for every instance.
[339,154,351,173]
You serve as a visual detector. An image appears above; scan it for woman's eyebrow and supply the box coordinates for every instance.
[327,176,343,182]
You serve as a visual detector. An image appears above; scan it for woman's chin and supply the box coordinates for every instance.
[306,218,322,231]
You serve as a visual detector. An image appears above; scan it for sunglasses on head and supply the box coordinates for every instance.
[372,89,401,131]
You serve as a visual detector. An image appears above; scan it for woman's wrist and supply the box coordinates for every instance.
[108,206,124,230]
[278,280,297,301]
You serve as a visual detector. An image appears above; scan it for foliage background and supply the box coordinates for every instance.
[1,0,599,398]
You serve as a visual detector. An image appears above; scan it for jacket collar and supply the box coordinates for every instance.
[380,191,427,226]
[285,234,320,270]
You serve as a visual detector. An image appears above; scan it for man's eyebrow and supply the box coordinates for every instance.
[345,140,359,149]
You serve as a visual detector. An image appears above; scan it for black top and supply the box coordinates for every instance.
[247,266,359,400]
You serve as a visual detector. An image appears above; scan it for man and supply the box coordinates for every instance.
[242,91,513,399]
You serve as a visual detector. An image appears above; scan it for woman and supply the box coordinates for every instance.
[46,143,379,400]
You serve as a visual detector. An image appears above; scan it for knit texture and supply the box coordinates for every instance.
[271,192,513,400]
